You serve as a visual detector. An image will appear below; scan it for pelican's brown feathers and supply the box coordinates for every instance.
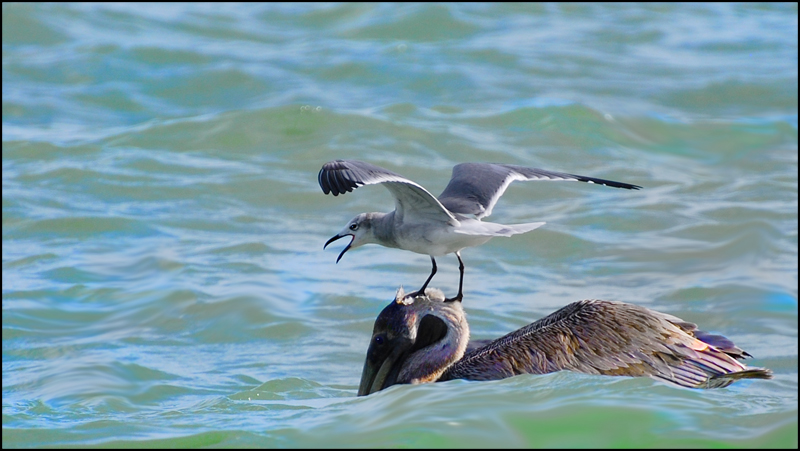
[358,290,772,395]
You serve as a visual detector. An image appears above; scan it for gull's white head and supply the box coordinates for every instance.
[323,213,379,263]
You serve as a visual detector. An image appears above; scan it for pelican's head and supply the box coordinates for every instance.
[324,213,378,263]
[357,288,469,396]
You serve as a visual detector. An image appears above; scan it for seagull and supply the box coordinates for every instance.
[319,159,641,302]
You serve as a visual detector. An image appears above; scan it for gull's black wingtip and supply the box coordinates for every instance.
[318,167,332,195]
[591,178,642,190]
[318,160,362,196]
[570,173,642,190]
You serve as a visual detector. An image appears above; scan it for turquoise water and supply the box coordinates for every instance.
[2,2,797,447]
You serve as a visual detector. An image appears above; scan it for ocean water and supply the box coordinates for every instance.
[2,2,797,448]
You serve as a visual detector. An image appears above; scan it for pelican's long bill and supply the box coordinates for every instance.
[358,343,408,396]
[324,234,353,263]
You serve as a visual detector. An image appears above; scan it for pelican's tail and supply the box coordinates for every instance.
[652,359,773,389]
[455,221,545,237]
[651,334,774,389]
[707,368,773,388]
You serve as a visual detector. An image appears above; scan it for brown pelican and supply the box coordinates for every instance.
[358,288,772,395]
[320,160,640,302]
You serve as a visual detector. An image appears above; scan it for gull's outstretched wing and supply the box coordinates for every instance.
[441,300,771,389]
[438,163,642,219]
[319,160,457,224]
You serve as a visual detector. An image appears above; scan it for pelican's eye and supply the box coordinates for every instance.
[349,223,359,231]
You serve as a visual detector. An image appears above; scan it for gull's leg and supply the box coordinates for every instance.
[445,252,464,303]
[408,256,437,298]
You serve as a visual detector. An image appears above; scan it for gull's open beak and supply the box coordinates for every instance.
[324,234,353,263]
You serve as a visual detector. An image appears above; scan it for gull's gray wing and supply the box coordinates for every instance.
[438,163,642,219]
[440,300,771,389]
[319,160,458,225]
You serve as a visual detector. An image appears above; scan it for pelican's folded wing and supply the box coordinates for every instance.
[440,300,771,389]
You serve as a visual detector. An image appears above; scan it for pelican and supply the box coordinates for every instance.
[358,288,772,395]
[320,160,641,302]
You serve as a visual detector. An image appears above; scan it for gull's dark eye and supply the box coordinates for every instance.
[374,335,384,345]
[349,223,359,231]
